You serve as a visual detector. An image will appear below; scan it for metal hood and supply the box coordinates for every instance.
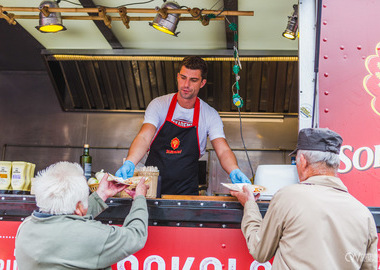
[43,49,298,113]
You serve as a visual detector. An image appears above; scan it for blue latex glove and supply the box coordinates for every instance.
[115,160,135,179]
[230,169,251,184]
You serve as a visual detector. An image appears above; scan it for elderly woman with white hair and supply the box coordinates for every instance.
[15,161,149,270]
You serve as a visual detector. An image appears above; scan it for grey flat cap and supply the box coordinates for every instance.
[289,128,343,155]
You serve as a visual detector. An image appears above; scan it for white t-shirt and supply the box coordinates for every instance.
[143,93,225,157]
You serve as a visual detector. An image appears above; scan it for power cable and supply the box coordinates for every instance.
[226,17,255,180]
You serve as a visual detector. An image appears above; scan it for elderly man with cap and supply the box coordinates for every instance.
[231,128,378,269]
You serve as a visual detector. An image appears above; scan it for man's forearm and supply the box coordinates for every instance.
[241,200,269,262]
[218,149,239,174]
[126,123,156,165]
[126,135,151,165]
[212,138,239,174]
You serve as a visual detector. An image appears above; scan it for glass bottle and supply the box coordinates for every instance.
[80,144,92,180]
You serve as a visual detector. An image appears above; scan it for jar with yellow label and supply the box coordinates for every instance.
[0,161,12,194]
[11,161,28,195]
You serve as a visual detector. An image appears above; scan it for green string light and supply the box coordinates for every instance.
[232,93,243,108]
[228,22,237,31]
[233,65,240,75]
[228,21,243,109]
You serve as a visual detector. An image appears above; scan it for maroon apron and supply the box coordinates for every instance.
[145,94,201,195]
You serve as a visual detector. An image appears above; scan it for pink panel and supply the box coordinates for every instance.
[318,0,380,206]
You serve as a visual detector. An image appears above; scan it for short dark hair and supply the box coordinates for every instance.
[179,56,208,80]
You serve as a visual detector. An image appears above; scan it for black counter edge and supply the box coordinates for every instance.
[0,195,379,232]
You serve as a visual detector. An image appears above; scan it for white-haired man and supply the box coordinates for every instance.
[231,128,378,269]
[15,161,149,270]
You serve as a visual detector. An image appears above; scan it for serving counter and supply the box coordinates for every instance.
[1,194,380,229]
[0,194,269,229]
[1,194,380,269]
[0,194,272,269]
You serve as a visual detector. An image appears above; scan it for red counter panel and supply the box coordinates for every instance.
[0,221,273,269]
[2,221,379,269]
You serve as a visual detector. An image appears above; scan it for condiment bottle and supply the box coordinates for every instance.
[80,144,92,180]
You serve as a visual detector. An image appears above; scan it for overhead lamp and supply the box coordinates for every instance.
[149,1,181,36]
[282,4,298,40]
[35,0,66,33]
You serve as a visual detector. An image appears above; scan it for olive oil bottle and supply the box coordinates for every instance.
[80,144,92,180]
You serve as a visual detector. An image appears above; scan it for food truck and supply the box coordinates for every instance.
[0,0,380,269]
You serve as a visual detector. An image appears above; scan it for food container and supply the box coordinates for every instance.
[254,164,299,200]
[138,166,159,199]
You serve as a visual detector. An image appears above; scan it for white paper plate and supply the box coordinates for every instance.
[95,170,146,187]
[221,183,266,194]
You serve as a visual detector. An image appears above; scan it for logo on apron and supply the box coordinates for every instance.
[166,137,182,154]
[171,137,180,150]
